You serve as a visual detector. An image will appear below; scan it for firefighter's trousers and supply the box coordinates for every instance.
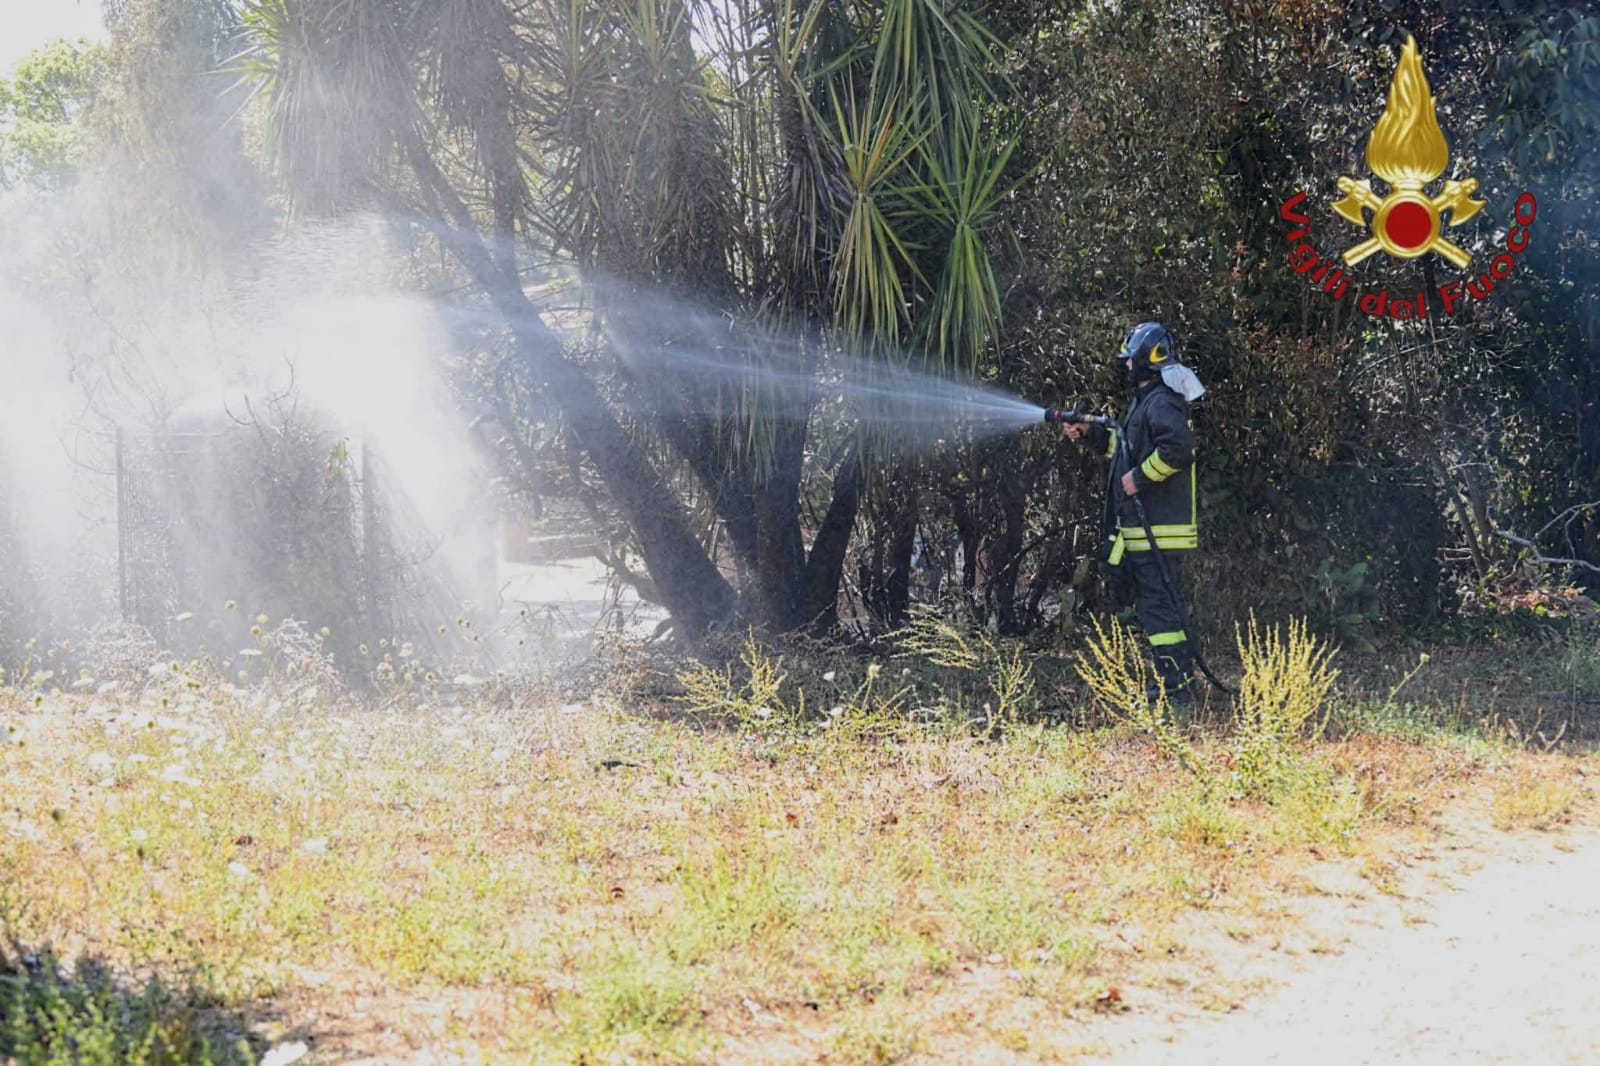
[1127,552,1195,699]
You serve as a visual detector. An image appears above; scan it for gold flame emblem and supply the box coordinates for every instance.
[1334,35,1484,268]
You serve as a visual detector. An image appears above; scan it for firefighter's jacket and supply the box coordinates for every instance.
[1086,380,1197,562]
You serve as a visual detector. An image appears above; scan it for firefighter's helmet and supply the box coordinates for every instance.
[1118,322,1178,382]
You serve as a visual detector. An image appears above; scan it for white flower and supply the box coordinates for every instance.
[867,663,882,680]
[87,751,114,774]
[822,671,836,683]
[227,861,252,879]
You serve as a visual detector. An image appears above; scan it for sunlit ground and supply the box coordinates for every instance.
[1,650,1592,1063]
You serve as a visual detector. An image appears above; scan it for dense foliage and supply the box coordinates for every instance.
[5,0,1597,649]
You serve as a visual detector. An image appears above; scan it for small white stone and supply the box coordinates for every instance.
[261,1041,309,1066]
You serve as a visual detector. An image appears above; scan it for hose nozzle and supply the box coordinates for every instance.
[1043,408,1110,426]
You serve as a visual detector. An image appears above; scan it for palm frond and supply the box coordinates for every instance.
[229,0,418,217]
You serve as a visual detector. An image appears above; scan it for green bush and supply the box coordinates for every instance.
[1231,615,1340,797]
[1072,615,1196,772]
[897,605,1037,733]
[0,944,252,1066]
[1559,618,1600,698]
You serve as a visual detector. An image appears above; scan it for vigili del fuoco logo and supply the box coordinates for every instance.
[1278,34,1536,320]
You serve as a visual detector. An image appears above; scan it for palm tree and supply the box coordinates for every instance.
[231,0,1021,636]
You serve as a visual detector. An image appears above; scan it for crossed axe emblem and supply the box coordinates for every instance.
[1333,177,1485,269]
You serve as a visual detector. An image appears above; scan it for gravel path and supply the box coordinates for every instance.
[1098,821,1600,1065]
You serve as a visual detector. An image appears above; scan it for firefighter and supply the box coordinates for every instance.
[1062,322,1205,704]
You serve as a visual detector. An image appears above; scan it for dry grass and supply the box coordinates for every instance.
[0,658,1592,1062]
[1492,764,1585,830]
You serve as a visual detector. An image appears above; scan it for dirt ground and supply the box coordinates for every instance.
[257,801,1600,1064]
[1068,805,1600,1065]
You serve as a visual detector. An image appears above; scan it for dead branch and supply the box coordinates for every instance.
[1534,499,1600,543]
[1492,528,1600,575]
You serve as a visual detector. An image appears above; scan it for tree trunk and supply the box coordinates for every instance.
[653,409,760,577]
[803,454,863,632]
[884,484,918,628]
[404,147,739,635]
[752,414,809,630]
[951,495,981,597]
[504,314,740,634]
[992,445,1026,634]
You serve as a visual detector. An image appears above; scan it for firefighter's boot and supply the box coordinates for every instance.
[1147,640,1196,707]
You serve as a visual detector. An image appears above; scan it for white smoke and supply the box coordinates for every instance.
[0,181,501,656]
